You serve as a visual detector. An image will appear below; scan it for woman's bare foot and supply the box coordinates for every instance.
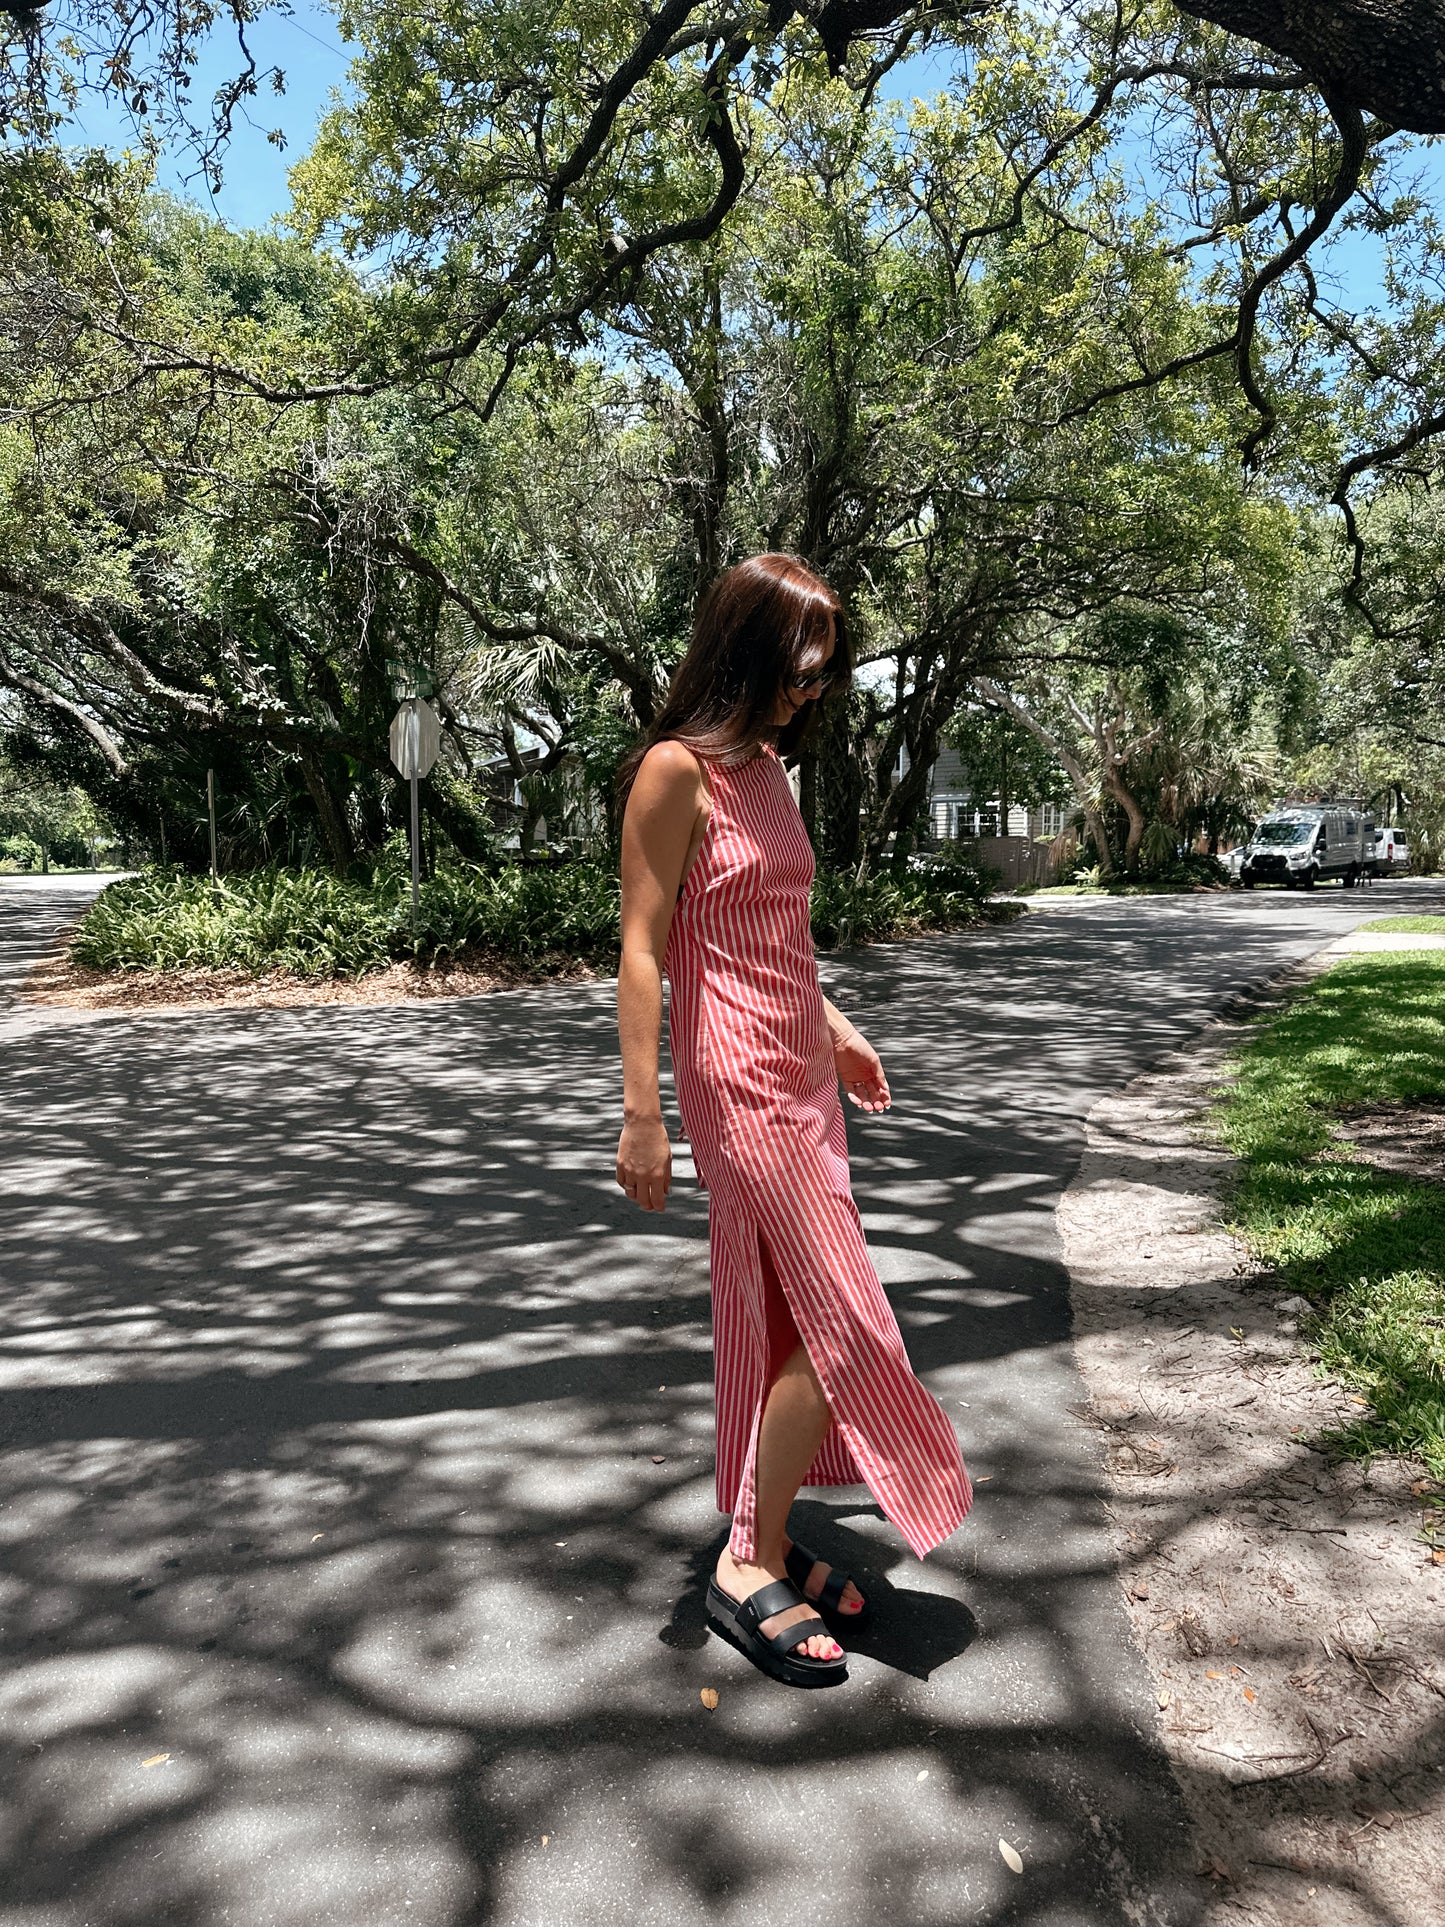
[715,1548,843,1660]
[782,1533,866,1616]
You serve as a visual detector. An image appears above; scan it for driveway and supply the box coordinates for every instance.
[1,879,1441,1927]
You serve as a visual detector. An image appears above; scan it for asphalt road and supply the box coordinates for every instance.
[0,874,112,1002]
[2,876,1442,1927]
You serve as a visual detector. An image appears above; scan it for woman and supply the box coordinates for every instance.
[616,554,971,1686]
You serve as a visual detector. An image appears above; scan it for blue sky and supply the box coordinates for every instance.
[58,7,1439,315]
[61,0,354,230]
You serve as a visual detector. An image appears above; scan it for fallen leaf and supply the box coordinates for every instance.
[699,1687,719,1710]
[1158,1689,1171,1709]
[998,1839,1023,1874]
[975,1475,993,1483]
[1243,1687,1257,1704]
[651,1455,667,1465]
[141,1753,170,1769]
[1229,1327,1245,1341]
[311,1533,324,1543]
[541,1835,549,1846]
[1204,1853,1236,1884]
[1410,1479,1431,1497]
[1432,1550,1445,1566]
[916,1769,929,1782]
[1350,1395,1370,1407]
[1205,1670,1224,1680]
[1128,1582,1150,1600]
[1228,1665,1242,1677]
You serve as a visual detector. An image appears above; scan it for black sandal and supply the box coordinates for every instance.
[706,1575,848,1686]
[785,1540,874,1633]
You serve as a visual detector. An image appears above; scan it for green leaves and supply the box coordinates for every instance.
[69,862,627,976]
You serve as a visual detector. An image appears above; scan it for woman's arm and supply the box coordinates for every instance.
[616,741,705,1211]
[822,995,892,1113]
[822,996,860,1049]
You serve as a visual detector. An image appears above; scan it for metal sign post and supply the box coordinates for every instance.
[409,702,421,921]
[207,768,218,880]
[387,667,441,932]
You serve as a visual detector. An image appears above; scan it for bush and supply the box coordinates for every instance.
[71,864,623,978]
[0,833,43,871]
[1142,850,1229,888]
[72,856,1001,979]
[810,858,995,950]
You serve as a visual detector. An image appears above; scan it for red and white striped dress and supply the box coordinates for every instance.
[665,745,972,1561]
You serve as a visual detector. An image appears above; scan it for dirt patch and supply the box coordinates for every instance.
[1335,1104,1445,1186]
[22,947,606,1014]
[1060,995,1445,1927]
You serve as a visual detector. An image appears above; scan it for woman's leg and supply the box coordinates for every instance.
[715,1241,860,1657]
[716,1341,841,1659]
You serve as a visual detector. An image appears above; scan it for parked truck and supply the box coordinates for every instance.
[1239,802,1374,890]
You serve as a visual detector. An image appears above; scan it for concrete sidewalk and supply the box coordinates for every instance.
[1,878,1442,1927]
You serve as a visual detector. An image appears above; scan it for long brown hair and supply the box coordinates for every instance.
[619,553,850,803]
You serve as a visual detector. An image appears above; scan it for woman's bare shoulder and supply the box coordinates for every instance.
[632,738,704,805]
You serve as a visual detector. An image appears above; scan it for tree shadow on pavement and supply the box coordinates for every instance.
[8,894,1435,1926]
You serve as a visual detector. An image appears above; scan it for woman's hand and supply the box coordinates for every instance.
[833,1027,891,1113]
[617,1113,673,1211]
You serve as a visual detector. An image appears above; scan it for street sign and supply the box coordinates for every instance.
[389,698,442,779]
[385,656,435,701]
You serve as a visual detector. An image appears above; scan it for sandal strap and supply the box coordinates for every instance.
[786,1541,856,1615]
[737,1577,805,1636]
[818,1566,852,1613]
[763,1613,832,1660]
[783,1542,815,1592]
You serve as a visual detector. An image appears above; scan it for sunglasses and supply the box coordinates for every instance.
[787,667,837,693]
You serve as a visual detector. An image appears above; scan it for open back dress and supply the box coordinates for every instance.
[664,745,972,1560]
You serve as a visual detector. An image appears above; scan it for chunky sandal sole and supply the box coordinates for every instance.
[785,1541,875,1634]
[706,1578,848,1688]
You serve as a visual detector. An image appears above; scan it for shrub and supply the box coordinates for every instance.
[1,833,43,871]
[71,854,1000,980]
[809,859,995,950]
[70,864,624,978]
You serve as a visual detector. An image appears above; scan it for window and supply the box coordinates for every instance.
[1039,802,1065,836]
[1254,820,1313,847]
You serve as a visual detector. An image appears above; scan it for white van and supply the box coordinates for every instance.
[1239,804,1373,889]
[1371,828,1410,876]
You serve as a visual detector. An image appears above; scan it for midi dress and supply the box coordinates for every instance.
[664,745,972,1562]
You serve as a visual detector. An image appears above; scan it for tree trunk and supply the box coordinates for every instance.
[815,706,864,870]
[1103,771,1147,873]
[299,751,356,870]
[871,744,936,869]
[797,744,818,845]
[1082,805,1113,872]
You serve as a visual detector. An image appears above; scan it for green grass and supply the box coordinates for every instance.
[1217,952,1445,1481]
[1361,916,1445,935]
[70,858,1008,980]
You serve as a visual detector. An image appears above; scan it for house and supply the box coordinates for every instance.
[925,746,1069,846]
